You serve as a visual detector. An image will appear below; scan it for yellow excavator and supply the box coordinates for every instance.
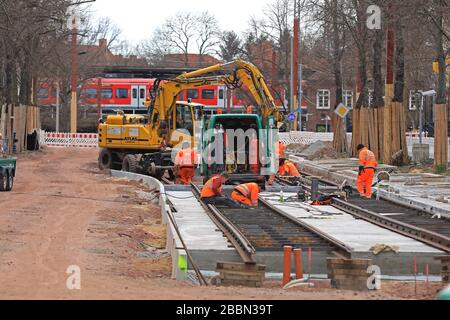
[98,59,283,181]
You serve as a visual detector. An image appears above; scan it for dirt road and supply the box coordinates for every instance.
[0,148,443,300]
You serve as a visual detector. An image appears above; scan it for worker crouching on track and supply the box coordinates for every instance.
[279,158,301,177]
[267,141,287,185]
[231,182,260,208]
[356,144,378,199]
[201,172,243,207]
[174,142,196,185]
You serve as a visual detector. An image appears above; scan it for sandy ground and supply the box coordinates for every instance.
[0,148,445,300]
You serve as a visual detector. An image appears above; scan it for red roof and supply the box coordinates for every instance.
[161,54,221,68]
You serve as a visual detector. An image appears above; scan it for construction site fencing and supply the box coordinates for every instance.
[40,131,98,148]
[280,131,449,160]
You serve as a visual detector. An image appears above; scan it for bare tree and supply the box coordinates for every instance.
[163,12,197,66]
[196,11,220,57]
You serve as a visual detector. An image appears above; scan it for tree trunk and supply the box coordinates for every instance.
[331,0,348,154]
[434,5,448,172]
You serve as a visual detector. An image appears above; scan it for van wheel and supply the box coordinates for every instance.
[98,149,112,170]
[0,173,7,191]
[122,155,139,173]
[6,172,13,191]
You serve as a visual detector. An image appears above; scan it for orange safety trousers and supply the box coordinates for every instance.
[231,191,252,206]
[178,167,194,185]
[357,168,375,198]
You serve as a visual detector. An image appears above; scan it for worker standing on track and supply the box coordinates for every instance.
[201,172,243,207]
[279,158,301,177]
[267,141,287,185]
[174,142,196,185]
[356,144,378,199]
[275,141,286,159]
[231,182,260,208]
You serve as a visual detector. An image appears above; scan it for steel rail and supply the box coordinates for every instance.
[332,198,450,253]
[190,184,256,264]
[258,197,353,258]
[277,175,450,253]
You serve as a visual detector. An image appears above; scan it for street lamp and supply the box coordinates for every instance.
[321,115,331,132]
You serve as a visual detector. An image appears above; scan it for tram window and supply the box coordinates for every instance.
[219,89,224,100]
[187,89,199,99]
[132,88,137,99]
[178,91,185,100]
[37,88,49,99]
[116,88,128,99]
[51,87,57,98]
[202,89,215,99]
[140,88,145,99]
[101,88,113,99]
[82,88,97,98]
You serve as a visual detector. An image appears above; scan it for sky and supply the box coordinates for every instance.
[89,0,272,45]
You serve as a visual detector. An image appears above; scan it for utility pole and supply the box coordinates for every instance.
[290,1,300,131]
[70,15,78,133]
[56,82,60,132]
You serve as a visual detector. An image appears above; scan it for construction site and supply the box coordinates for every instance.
[0,0,450,303]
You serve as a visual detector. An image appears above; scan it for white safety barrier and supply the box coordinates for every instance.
[280,131,450,160]
[279,131,335,145]
[40,130,98,148]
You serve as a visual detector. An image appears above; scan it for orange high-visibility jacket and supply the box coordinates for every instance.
[280,160,301,177]
[200,176,223,198]
[359,148,378,168]
[275,141,286,159]
[175,148,195,167]
[234,183,259,206]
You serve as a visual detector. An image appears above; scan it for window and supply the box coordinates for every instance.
[176,105,194,135]
[37,88,49,99]
[202,89,215,99]
[116,88,128,99]
[343,90,353,109]
[218,89,224,100]
[316,90,330,109]
[178,91,185,100]
[368,90,374,107]
[187,89,199,99]
[140,88,145,99]
[409,90,420,110]
[81,88,97,99]
[132,88,137,99]
[51,87,57,98]
[101,88,113,99]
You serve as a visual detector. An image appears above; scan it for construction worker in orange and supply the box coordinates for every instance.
[275,140,286,159]
[201,172,242,207]
[279,158,301,177]
[231,183,260,207]
[356,144,378,199]
[174,142,196,185]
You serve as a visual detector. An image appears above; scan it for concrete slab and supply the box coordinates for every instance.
[261,192,445,275]
[166,191,240,270]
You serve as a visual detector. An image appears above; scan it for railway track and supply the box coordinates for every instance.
[191,183,352,263]
[277,175,450,253]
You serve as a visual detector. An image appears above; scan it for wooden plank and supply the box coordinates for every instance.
[378,107,384,160]
[328,269,369,277]
[216,262,265,272]
[219,272,264,282]
[220,279,262,287]
[351,109,360,155]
